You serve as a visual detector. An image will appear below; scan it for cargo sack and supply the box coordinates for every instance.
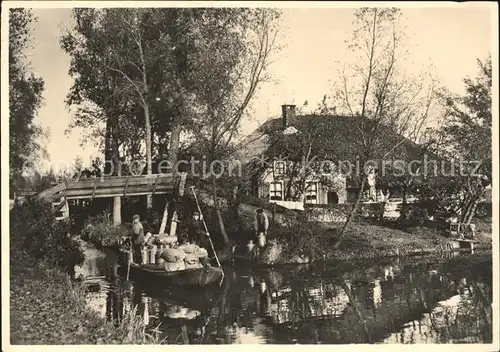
[184,261,203,270]
[178,243,196,254]
[179,244,208,258]
[145,235,156,247]
[184,253,199,265]
[195,247,208,259]
[164,261,186,272]
[160,248,187,263]
[155,235,178,245]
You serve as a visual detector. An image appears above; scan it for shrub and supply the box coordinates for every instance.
[274,213,330,261]
[10,197,85,273]
[357,203,383,219]
[414,199,440,217]
[407,206,429,226]
[475,202,492,218]
[83,211,129,247]
[144,209,161,234]
[397,204,429,227]
[10,257,164,344]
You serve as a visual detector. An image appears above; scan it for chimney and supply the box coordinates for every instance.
[281,104,296,129]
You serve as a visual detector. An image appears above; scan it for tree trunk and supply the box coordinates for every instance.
[144,104,153,209]
[104,114,113,176]
[136,24,153,209]
[212,178,229,245]
[111,118,122,226]
[461,194,474,223]
[464,196,481,224]
[400,188,408,220]
[339,277,372,343]
[284,165,297,201]
[334,177,366,249]
[105,117,122,226]
[465,200,479,224]
[168,120,182,167]
[216,279,231,340]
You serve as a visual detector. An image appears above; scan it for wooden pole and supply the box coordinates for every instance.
[190,185,224,282]
[169,211,179,237]
[159,200,169,235]
[169,173,187,237]
[126,250,132,281]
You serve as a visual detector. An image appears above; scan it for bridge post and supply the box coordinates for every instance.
[168,173,187,237]
[113,196,122,226]
[62,198,70,219]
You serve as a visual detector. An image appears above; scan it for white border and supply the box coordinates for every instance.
[1,2,498,352]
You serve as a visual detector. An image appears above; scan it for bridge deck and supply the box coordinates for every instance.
[37,173,187,201]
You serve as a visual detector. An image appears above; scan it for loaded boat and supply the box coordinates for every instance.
[120,262,224,288]
[112,172,225,288]
[118,234,224,288]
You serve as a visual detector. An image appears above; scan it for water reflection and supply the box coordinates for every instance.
[80,249,492,344]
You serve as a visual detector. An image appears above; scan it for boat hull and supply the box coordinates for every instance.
[120,263,224,288]
[139,284,224,311]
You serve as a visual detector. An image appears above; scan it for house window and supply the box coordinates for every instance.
[305,182,318,204]
[269,182,283,201]
[327,191,339,204]
[274,161,286,176]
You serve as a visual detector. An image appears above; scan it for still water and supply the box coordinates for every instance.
[76,246,492,344]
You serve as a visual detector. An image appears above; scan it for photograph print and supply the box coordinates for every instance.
[2,1,498,347]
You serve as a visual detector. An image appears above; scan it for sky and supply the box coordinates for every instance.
[23,4,494,169]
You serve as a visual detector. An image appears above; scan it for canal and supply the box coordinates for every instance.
[75,246,492,344]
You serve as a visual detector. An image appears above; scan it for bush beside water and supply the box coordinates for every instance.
[82,209,164,248]
[10,197,85,273]
[10,255,163,344]
[9,198,162,344]
[82,212,130,247]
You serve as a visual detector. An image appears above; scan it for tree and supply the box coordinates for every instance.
[102,9,178,208]
[63,9,197,214]
[331,8,436,247]
[186,9,281,245]
[62,9,146,224]
[62,8,281,236]
[9,9,46,193]
[423,56,492,224]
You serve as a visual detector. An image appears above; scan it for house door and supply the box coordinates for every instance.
[327,191,339,204]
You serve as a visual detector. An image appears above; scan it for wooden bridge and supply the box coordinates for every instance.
[37,173,187,201]
[37,173,188,227]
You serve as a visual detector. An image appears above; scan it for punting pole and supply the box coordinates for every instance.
[126,250,132,281]
[189,186,225,281]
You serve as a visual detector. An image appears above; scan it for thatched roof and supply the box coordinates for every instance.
[237,114,426,185]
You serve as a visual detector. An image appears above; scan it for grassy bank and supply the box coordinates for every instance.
[252,217,493,265]
[327,221,492,262]
[9,198,163,345]
[10,252,162,345]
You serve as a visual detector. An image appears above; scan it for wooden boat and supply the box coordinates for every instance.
[120,262,224,288]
